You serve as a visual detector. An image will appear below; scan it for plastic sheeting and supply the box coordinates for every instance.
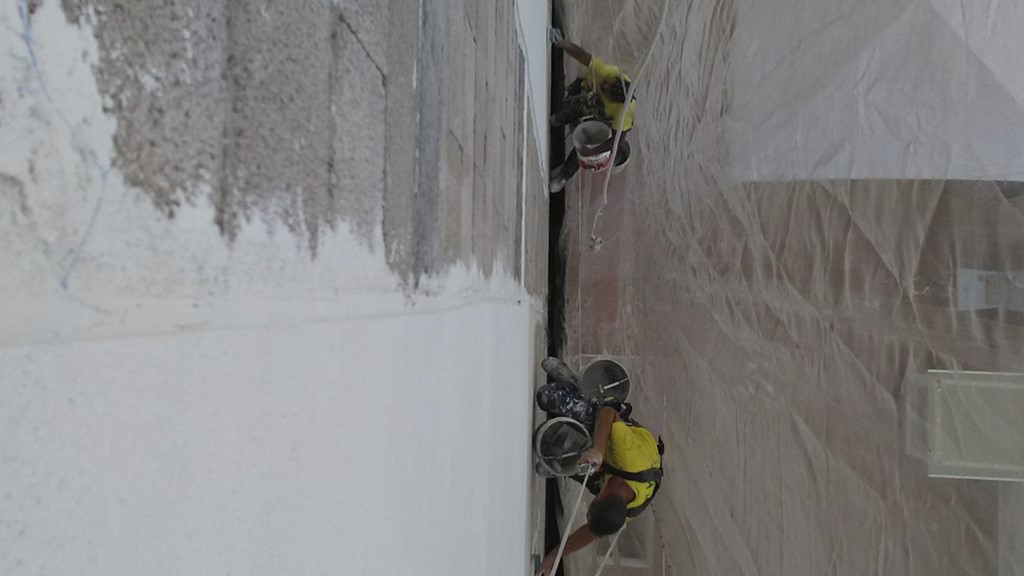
[728,0,1024,182]
[557,1,1024,575]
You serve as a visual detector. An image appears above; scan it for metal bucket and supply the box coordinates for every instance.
[573,121,613,171]
[580,359,631,405]
[533,417,592,476]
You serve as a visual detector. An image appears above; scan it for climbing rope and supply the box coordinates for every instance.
[593,526,625,576]
[546,467,629,576]
[548,464,595,576]
[589,0,674,251]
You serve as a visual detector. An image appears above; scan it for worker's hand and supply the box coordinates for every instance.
[578,448,603,472]
[548,26,564,44]
[536,552,556,576]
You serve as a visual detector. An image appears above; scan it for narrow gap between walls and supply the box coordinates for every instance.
[544,4,568,575]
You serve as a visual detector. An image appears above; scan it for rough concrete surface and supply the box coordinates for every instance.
[54,0,540,284]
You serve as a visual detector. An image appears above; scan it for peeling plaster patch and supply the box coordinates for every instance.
[60,0,230,221]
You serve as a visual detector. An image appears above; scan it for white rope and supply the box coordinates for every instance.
[589,0,674,250]
[549,465,595,576]
[593,526,625,576]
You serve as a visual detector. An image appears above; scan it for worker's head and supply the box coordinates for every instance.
[587,493,627,535]
[602,78,631,104]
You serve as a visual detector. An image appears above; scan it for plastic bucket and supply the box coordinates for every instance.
[573,121,613,171]
[533,417,592,476]
[580,359,631,405]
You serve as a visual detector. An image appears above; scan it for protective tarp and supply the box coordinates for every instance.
[556,1,1024,575]
[727,0,1024,181]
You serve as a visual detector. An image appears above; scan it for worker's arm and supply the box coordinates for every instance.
[536,525,598,576]
[579,406,618,470]
[554,40,592,67]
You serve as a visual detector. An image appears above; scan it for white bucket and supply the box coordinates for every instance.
[572,121,613,171]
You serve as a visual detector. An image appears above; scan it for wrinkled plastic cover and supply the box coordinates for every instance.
[559,1,1024,575]
[728,0,1024,181]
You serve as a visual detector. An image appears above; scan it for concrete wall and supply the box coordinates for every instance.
[1,0,550,574]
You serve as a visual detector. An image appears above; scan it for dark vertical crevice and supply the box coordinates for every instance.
[544,5,568,573]
[546,7,567,360]
[215,0,241,240]
[412,0,443,288]
[515,49,526,283]
[327,7,342,206]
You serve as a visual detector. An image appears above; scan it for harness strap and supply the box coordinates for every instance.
[626,479,661,518]
[603,464,663,483]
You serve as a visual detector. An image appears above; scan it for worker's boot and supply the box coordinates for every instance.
[542,356,579,384]
[549,165,570,194]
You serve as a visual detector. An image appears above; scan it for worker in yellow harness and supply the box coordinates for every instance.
[549,38,638,193]
[534,388,663,576]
